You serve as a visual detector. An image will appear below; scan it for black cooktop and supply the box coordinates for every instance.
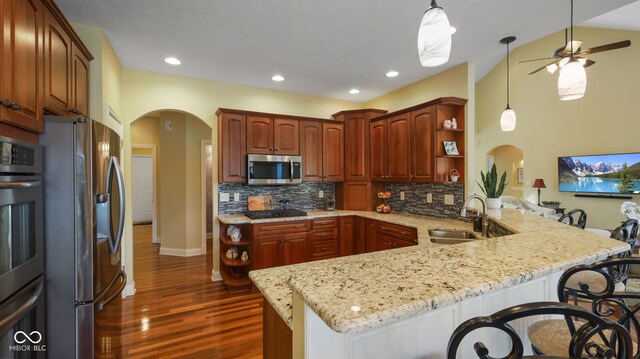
[244,209,307,219]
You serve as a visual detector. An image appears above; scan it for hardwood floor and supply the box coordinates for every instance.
[120,225,264,358]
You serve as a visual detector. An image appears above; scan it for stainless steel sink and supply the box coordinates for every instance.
[429,229,477,245]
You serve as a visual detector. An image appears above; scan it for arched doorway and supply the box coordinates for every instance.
[486,145,524,197]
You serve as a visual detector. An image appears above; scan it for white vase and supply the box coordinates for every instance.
[486,198,501,209]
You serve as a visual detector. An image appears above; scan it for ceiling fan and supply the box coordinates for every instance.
[518,0,631,76]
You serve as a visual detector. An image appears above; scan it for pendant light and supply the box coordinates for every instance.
[500,36,516,132]
[558,0,586,100]
[417,0,451,67]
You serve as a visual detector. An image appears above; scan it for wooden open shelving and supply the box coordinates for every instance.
[218,222,252,293]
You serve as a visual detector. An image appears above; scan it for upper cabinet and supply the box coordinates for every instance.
[322,123,344,182]
[247,116,299,155]
[410,107,435,183]
[299,121,344,182]
[300,121,323,182]
[0,0,44,134]
[218,112,247,183]
[369,120,387,181]
[386,114,411,182]
[1,0,92,140]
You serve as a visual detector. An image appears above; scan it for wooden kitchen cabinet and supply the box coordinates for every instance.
[410,107,435,183]
[43,8,71,117]
[252,220,311,269]
[247,116,299,155]
[322,123,344,181]
[354,216,367,254]
[335,181,373,211]
[0,0,44,135]
[365,219,418,253]
[254,234,283,270]
[365,219,378,252]
[217,112,247,183]
[70,43,89,117]
[369,120,387,181]
[386,114,411,182]
[300,121,323,181]
[338,216,355,257]
[300,121,344,182]
[218,222,252,293]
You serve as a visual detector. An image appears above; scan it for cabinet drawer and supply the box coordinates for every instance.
[309,228,338,241]
[312,217,338,229]
[309,239,337,259]
[376,222,417,241]
[253,220,310,236]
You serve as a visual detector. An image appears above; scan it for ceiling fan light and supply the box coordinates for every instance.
[546,64,558,74]
[500,107,516,132]
[559,57,570,68]
[577,58,587,65]
[558,59,587,101]
[417,3,451,67]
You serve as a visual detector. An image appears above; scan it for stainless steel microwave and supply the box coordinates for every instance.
[247,154,302,185]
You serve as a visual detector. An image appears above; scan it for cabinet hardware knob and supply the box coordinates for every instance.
[71,108,83,116]
[0,99,13,108]
[9,103,23,111]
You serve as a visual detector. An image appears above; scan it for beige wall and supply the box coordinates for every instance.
[476,27,640,229]
[487,145,524,197]
[131,116,161,236]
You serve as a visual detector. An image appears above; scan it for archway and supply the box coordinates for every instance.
[486,145,525,197]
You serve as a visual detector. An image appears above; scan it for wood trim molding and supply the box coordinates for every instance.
[41,0,94,61]
[370,97,468,122]
[331,108,387,118]
[216,108,338,123]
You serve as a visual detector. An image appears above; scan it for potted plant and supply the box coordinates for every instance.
[541,200,561,209]
[476,164,507,209]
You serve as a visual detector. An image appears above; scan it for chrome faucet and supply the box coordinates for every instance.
[460,195,489,237]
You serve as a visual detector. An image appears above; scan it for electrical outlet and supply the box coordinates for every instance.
[319,190,324,198]
[426,193,433,203]
[444,194,454,205]
[400,191,405,201]
[233,193,240,202]
[220,193,229,202]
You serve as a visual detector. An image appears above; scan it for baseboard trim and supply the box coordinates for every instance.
[159,246,204,257]
[211,269,223,282]
[152,235,160,244]
[122,282,136,298]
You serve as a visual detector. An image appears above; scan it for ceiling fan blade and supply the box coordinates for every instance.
[517,57,554,64]
[583,59,596,68]
[528,59,560,75]
[579,40,631,55]
[562,40,583,55]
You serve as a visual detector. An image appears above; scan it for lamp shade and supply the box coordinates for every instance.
[417,5,451,67]
[500,107,516,132]
[532,178,547,189]
[558,59,586,101]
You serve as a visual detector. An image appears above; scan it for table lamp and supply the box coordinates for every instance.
[532,178,547,206]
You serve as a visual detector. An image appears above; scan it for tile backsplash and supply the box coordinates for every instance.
[218,182,335,214]
[383,182,464,218]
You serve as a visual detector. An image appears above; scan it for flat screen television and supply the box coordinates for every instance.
[558,153,640,194]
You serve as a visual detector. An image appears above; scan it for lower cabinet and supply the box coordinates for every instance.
[369,220,418,253]
[252,220,311,270]
[338,216,355,256]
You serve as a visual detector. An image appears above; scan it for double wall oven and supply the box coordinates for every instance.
[0,136,45,358]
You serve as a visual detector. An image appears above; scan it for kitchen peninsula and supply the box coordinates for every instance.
[220,209,630,358]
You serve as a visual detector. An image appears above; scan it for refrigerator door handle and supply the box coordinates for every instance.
[96,271,126,311]
[104,156,126,254]
[0,278,43,334]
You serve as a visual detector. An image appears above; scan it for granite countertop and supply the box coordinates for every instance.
[246,209,629,334]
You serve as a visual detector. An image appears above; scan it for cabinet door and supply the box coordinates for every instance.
[394,238,418,248]
[411,107,435,182]
[300,121,323,182]
[0,0,44,133]
[218,113,247,183]
[375,233,395,251]
[369,120,387,181]
[354,217,367,254]
[254,235,283,270]
[322,123,344,182]
[43,9,72,116]
[273,118,299,155]
[344,114,369,181]
[338,216,355,257]
[283,232,306,265]
[71,43,89,117]
[365,219,378,253]
[247,116,273,154]
[387,114,411,182]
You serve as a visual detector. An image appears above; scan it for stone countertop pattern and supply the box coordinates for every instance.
[245,210,629,333]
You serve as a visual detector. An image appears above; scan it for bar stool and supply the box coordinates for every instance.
[447,301,633,358]
[527,257,640,357]
[558,209,587,229]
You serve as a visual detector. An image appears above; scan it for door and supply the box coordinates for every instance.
[247,116,273,154]
[0,0,44,133]
[254,235,283,269]
[411,107,435,182]
[132,155,153,224]
[322,123,344,182]
[273,118,299,155]
[344,114,370,181]
[339,217,354,257]
[218,113,246,183]
[0,276,45,359]
[369,120,387,181]
[43,9,72,116]
[365,219,377,252]
[283,232,306,265]
[354,217,366,254]
[387,114,411,182]
[300,121,322,182]
[375,233,395,251]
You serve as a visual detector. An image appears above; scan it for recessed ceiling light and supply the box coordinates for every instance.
[349,89,360,95]
[386,71,399,78]
[272,74,285,82]
[164,57,181,65]
[450,26,457,35]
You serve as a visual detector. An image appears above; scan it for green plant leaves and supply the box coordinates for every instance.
[478,164,508,198]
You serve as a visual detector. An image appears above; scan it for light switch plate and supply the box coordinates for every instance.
[400,191,405,200]
[234,193,240,202]
[164,120,173,131]
[318,190,324,198]
[444,194,454,205]
[220,193,229,202]
[426,193,433,203]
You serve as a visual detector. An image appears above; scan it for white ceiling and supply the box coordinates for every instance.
[582,1,640,31]
[56,0,638,102]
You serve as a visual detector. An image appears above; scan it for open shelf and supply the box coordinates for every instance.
[437,155,464,158]
[219,269,252,288]
[436,128,464,132]
[220,236,251,246]
[220,255,251,267]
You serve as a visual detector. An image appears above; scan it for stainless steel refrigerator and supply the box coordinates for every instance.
[41,117,126,359]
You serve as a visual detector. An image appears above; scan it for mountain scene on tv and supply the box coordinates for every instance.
[558,154,640,193]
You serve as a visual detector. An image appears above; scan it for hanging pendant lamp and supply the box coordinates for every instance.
[500,36,517,132]
[417,0,451,67]
[558,0,586,100]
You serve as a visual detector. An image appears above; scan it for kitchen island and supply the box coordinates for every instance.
[233,210,628,358]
